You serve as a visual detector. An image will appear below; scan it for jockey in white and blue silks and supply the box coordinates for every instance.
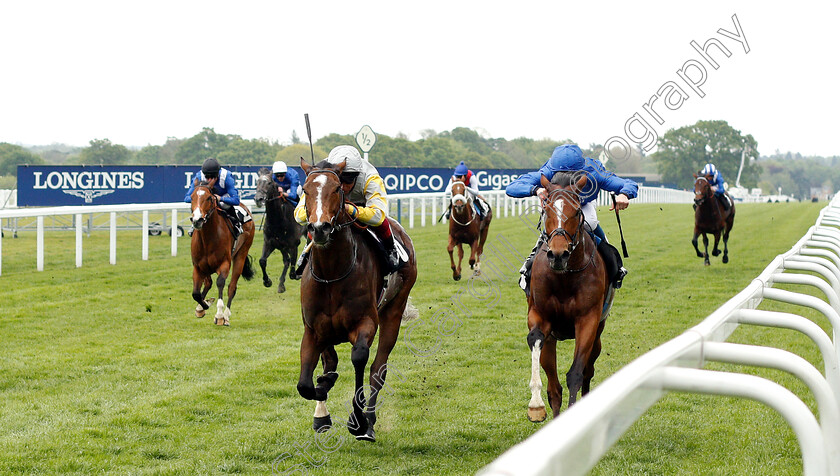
[271,161,300,206]
[184,157,243,237]
[699,163,732,211]
[506,144,638,293]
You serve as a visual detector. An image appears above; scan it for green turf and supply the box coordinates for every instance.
[0,201,830,475]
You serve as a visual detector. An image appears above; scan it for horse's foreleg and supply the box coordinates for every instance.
[456,244,464,279]
[468,238,479,271]
[582,320,606,395]
[702,233,710,266]
[722,220,733,264]
[288,241,301,280]
[215,263,230,326]
[312,346,339,432]
[692,230,704,258]
[711,231,722,257]
[447,237,460,281]
[347,322,376,439]
[567,314,601,407]
[526,318,550,422]
[277,248,291,294]
[363,304,405,442]
[298,327,326,403]
[538,338,563,418]
[192,269,210,317]
[259,241,274,288]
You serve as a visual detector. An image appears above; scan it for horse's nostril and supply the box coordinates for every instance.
[561,250,570,260]
[546,250,554,260]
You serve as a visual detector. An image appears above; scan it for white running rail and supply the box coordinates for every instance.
[479,194,840,476]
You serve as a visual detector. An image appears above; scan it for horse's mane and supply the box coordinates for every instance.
[550,172,576,187]
[313,159,338,171]
[258,167,271,176]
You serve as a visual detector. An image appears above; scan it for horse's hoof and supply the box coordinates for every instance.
[704,261,711,267]
[195,309,205,318]
[712,250,721,256]
[215,317,229,326]
[263,279,272,288]
[356,428,376,442]
[313,415,332,432]
[347,413,369,437]
[277,283,286,294]
[453,274,461,281]
[696,252,704,258]
[528,406,547,422]
[722,255,729,264]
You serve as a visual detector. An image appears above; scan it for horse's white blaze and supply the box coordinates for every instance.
[313,175,327,223]
[192,190,206,221]
[553,198,565,231]
[529,339,545,409]
[451,193,467,206]
[314,400,329,418]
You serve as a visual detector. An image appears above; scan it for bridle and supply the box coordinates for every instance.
[539,192,595,273]
[191,183,219,226]
[305,168,360,283]
[255,174,285,205]
[694,176,712,205]
[450,182,476,227]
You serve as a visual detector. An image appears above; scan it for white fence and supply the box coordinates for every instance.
[480,194,840,476]
[0,186,693,277]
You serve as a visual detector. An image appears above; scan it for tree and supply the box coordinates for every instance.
[216,138,279,165]
[276,144,329,167]
[651,120,760,189]
[0,143,45,176]
[78,139,132,165]
[174,128,238,165]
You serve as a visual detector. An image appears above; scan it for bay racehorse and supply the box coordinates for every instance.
[189,178,255,326]
[526,173,615,422]
[692,174,735,266]
[295,158,418,442]
[254,168,304,293]
[447,181,492,280]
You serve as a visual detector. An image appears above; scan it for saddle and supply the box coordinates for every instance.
[358,226,409,275]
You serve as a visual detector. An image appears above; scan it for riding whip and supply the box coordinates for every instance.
[304,113,315,164]
[611,193,629,258]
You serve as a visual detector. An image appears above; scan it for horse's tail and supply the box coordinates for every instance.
[241,255,255,281]
[401,296,419,322]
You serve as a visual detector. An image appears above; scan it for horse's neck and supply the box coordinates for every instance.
[196,213,228,243]
[569,232,594,269]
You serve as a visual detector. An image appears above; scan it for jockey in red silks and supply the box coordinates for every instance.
[445,161,490,219]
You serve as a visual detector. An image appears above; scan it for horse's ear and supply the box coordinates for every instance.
[335,159,347,174]
[207,177,218,187]
[693,173,698,178]
[300,157,312,175]
[193,178,200,187]
[539,174,550,189]
[574,174,587,193]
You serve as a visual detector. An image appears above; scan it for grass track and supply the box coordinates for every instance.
[0,201,829,475]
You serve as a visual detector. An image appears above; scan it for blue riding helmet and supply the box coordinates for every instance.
[547,144,585,171]
[454,161,468,176]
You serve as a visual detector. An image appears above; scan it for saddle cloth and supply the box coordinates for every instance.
[232,206,252,223]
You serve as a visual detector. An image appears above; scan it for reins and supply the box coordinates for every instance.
[538,197,595,274]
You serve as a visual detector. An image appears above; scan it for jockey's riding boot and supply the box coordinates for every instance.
[718,194,731,211]
[597,240,627,289]
[384,238,401,273]
[295,239,311,277]
[519,236,543,297]
[219,202,242,239]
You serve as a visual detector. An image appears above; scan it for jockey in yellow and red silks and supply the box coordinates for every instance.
[294,145,402,271]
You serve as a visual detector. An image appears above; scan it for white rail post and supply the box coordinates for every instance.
[75,213,83,268]
[409,198,415,229]
[0,221,3,276]
[421,197,427,227]
[142,210,149,261]
[37,216,44,271]
[110,212,117,265]
[432,196,437,227]
[170,208,178,257]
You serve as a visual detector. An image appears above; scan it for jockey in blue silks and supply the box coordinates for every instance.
[271,161,300,206]
[700,163,731,211]
[506,144,638,294]
[184,157,243,238]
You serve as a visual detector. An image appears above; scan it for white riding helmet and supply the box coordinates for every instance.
[272,161,288,174]
[701,163,717,176]
[325,145,363,173]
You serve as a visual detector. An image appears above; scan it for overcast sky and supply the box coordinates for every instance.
[1,1,837,157]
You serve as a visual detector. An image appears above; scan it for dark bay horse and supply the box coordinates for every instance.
[253,168,304,293]
[189,178,255,326]
[295,158,418,442]
[526,173,615,422]
[692,174,735,266]
[447,181,492,280]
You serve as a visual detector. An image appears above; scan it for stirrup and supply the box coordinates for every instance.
[614,267,628,289]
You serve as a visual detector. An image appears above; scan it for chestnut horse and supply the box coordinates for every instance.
[295,158,418,442]
[447,181,492,280]
[253,168,304,293]
[692,174,735,266]
[189,179,255,326]
[526,173,615,422]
